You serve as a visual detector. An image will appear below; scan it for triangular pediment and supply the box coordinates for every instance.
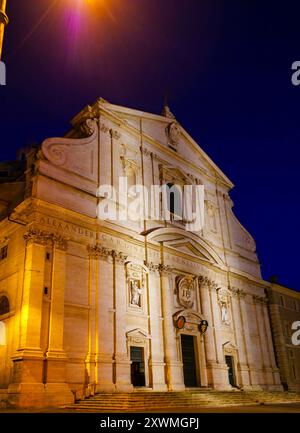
[91,99,233,188]
[126,328,150,339]
[166,239,214,262]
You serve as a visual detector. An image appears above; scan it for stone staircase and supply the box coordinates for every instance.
[64,390,300,412]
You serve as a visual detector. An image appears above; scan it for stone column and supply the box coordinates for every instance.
[113,251,132,392]
[199,276,218,386]
[231,289,251,387]
[239,293,261,389]
[261,300,282,389]
[85,246,98,396]
[207,280,230,390]
[159,264,184,391]
[199,277,230,389]
[93,245,115,392]
[45,235,73,402]
[9,230,46,405]
[146,263,167,391]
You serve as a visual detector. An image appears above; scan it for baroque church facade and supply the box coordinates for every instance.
[0,99,283,408]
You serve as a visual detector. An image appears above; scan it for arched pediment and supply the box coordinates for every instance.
[143,227,224,266]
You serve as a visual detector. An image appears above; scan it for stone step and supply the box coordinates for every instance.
[63,391,300,411]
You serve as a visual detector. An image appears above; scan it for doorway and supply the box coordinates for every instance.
[130,346,146,387]
[225,355,236,386]
[181,335,197,387]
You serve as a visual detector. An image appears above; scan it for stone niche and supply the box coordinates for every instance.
[126,262,148,312]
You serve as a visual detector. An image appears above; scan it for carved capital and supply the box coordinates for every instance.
[157,264,172,276]
[252,294,267,305]
[140,146,151,157]
[100,123,109,133]
[24,229,68,250]
[231,287,246,299]
[52,234,68,251]
[109,129,121,140]
[144,261,159,273]
[111,250,128,264]
[198,276,217,291]
[0,236,9,248]
[24,228,51,246]
[87,243,111,259]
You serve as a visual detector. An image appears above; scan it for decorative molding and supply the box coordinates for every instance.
[198,275,218,291]
[24,228,68,250]
[87,243,111,259]
[144,261,159,273]
[0,237,9,247]
[100,123,109,133]
[252,294,268,305]
[42,119,97,168]
[52,234,68,251]
[110,129,121,140]
[140,146,151,157]
[157,264,172,276]
[126,329,150,345]
[231,287,247,299]
[111,250,128,264]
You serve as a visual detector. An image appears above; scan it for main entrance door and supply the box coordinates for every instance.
[181,335,197,387]
[130,346,146,387]
[225,355,236,386]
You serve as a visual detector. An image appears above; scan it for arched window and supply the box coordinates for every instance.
[166,183,182,219]
[0,296,9,316]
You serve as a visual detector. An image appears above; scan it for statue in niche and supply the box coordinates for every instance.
[130,279,142,307]
[221,302,229,324]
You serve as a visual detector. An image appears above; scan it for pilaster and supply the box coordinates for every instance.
[159,264,184,391]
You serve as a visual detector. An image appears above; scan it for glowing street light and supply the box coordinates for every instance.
[0,0,8,60]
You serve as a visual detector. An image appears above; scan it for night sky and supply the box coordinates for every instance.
[0,0,299,290]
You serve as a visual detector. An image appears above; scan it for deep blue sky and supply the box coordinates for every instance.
[0,0,299,290]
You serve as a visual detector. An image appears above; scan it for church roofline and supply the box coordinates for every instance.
[71,98,234,190]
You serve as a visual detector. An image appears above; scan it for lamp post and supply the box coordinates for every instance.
[0,0,8,60]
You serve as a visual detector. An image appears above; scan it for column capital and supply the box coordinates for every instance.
[252,294,268,305]
[87,243,111,259]
[144,261,159,273]
[111,250,128,264]
[24,228,68,250]
[198,275,218,291]
[52,234,68,251]
[231,287,246,299]
[24,228,51,246]
[109,129,121,140]
[157,264,172,276]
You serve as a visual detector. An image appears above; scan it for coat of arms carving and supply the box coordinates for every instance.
[176,275,196,309]
[166,122,181,150]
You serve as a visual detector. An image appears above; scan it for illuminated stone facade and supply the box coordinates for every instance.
[267,283,300,392]
[0,99,282,408]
